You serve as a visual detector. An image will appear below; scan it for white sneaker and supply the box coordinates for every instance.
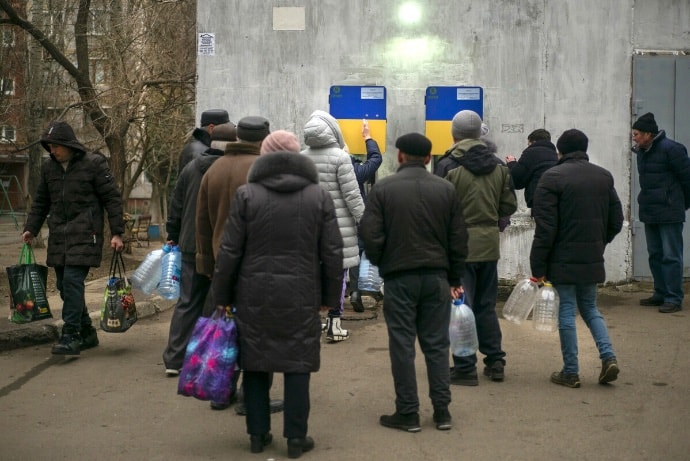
[165,368,180,377]
[326,317,349,342]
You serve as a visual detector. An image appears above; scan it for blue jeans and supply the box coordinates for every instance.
[553,284,615,374]
[55,265,91,334]
[645,222,684,305]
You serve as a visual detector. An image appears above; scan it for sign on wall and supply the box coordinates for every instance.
[425,86,483,155]
[329,85,386,155]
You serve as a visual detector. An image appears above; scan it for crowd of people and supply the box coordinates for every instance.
[21,108,689,458]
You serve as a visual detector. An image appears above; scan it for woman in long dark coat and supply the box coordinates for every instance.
[212,141,343,459]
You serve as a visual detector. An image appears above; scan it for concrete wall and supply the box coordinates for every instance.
[196,0,690,283]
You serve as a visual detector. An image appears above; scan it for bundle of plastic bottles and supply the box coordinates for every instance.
[502,277,559,332]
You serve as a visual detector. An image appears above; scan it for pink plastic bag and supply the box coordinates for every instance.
[178,308,238,402]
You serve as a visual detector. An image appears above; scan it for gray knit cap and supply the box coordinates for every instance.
[451,110,482,141]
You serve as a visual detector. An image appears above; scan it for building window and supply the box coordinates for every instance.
[2,30,14,47]
[44,10,65,38]
[0,126,17,143]
[89,6,112,35]
[1,78,15,95]
[90,60,109,84]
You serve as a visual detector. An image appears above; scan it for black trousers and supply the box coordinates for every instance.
[162,253,211,370]
[383,271,451,414]
[452,261,506,372]
[244,371,310,439]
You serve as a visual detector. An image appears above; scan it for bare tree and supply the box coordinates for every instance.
[0,0,196,222]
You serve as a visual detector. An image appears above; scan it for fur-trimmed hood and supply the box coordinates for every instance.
[247,151,319,193]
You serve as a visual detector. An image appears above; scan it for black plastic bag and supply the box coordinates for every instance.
[100,252,138,333]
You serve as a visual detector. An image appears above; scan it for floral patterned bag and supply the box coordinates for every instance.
[100,252,137,333]
[178,307,238,402]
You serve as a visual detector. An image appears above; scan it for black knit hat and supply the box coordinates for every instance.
[237,116,271,142]
[632,112,659,134]
[200,109,230,127]
[556,129,588,154]
[395,132,432,157]
[40,121,87,154]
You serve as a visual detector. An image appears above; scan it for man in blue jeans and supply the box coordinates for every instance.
[632,112,690,313]
[530,129,624,388]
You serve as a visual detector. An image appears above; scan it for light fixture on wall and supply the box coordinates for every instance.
[398,2,422,25]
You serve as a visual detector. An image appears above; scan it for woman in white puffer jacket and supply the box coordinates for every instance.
[302,110,365,343]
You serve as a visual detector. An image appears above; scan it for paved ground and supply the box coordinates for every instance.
[1,239,689,459]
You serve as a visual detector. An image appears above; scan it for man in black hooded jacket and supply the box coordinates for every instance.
[23,120,124,355]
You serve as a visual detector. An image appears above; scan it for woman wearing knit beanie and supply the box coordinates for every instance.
[260,130,301,154]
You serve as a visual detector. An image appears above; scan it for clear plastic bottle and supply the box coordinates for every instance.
[502,277,539,324]
[532,282,559,332]
[158,244,181,300]
[358,252,382,292]
[449,297,478,356]
[130,248,164,294]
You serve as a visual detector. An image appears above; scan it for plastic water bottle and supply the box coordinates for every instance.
[158,244,181,300]
[502,277,539,324]
[130,248,164,294]
[532,282,559,332]
[449,297,478,356]
[358,252,382,292]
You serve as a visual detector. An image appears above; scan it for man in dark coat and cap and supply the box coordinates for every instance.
[361,133,468,433]
[23,120,124,355]
[178,109,230,174]
[632,112,690,313]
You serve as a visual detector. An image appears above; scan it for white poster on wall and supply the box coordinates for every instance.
[198,33,215,56]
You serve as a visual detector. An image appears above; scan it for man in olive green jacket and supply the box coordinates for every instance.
[442,110,517,386]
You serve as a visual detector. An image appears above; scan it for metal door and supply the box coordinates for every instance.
[631,55,690,279]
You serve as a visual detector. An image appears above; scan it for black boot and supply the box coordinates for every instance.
[350,291,364,312]
[52,332,82,355]
[287,436,314,459]
[80,325,99,350]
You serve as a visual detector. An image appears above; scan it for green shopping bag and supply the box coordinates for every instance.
[6,243,52,323]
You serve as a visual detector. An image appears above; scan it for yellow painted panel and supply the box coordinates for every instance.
[425,121,453,155]
[337,119,386,155]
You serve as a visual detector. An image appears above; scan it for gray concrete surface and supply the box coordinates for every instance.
[0,279,688,460]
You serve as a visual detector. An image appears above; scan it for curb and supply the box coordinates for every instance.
[0,277,176,352]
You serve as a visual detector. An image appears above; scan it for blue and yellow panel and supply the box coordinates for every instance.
[425,86,483,155]
[329,85,386,155]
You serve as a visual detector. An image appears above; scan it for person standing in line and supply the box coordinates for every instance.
[347,119,383,312]
[178,109,230,174]
[211,144,344,458]
[530,129,624,388]
[162,122,236,377]
[441,110,517,386]
[632,112,690,313]
[195,116,280,412]
[22,120,125,355]
[361,133,468,432]
[301,110,364,342]
[505,129,558,215]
